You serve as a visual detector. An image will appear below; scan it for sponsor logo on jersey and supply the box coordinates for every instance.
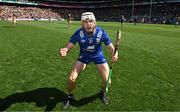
[87,45,95,52]
[80,30,84,38]
[97,31,103,38]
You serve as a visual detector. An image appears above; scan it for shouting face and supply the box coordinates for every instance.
[82,19,96,35]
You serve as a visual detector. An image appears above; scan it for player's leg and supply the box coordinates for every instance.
[13,21,14,28]
[67,20,69,27]
[13,20,16,28]
[68,21,71,28]
[96,63,109,92]
[96,63,110,105]
[121,21,123,28]
[14,22,16,28]
[67,60,86,93]
[63,60,86,109]
[68,22,70,28]
[175,22,179,28]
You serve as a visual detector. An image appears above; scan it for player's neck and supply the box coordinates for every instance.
[83,27,96,37]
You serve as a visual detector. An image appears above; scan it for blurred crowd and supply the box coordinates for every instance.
[0,5,61,20]
[93,4,180,24]
[54,3,180,24]
[0,3,180,24]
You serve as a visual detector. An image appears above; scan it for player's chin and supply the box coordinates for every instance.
[86,29,94,33]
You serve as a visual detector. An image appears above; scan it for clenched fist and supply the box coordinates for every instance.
[60,48,68,57]
[111,51,118,63]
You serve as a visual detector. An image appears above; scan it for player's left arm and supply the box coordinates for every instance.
[103,30,118,63]
[107,43,118,63]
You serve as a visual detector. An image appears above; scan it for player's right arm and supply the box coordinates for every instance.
[60,42,74,57]
[59,30,79,57]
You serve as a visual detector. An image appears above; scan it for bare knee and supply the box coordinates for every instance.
[68,61,86,83]
[96,63,109,81]
[69,71,78,82]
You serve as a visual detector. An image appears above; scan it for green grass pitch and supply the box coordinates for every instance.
[0,20,180,111]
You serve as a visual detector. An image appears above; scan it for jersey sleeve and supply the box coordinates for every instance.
[69,30,79,45]
[102,30,112,46]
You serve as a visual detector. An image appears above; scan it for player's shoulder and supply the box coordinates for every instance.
[96,26,108,35]
[73,28,84,37]
[96,26,103,31]
[96,26,107,32]
[74,28,82,33]
[95,26,107,39]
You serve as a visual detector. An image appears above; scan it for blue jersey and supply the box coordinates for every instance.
[69,26,111,57]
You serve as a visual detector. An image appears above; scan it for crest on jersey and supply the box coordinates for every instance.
[97,31,103,38]
[80,30,84,38]
[88,38,93,44]
[96,38,100,44]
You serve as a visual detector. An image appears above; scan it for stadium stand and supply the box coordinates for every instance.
[0,5,61,20]
[0,0,180,24]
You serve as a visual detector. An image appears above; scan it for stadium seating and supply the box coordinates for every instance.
[0,0,180,24]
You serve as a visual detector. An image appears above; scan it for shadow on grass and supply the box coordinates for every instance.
[0,87,99,111]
